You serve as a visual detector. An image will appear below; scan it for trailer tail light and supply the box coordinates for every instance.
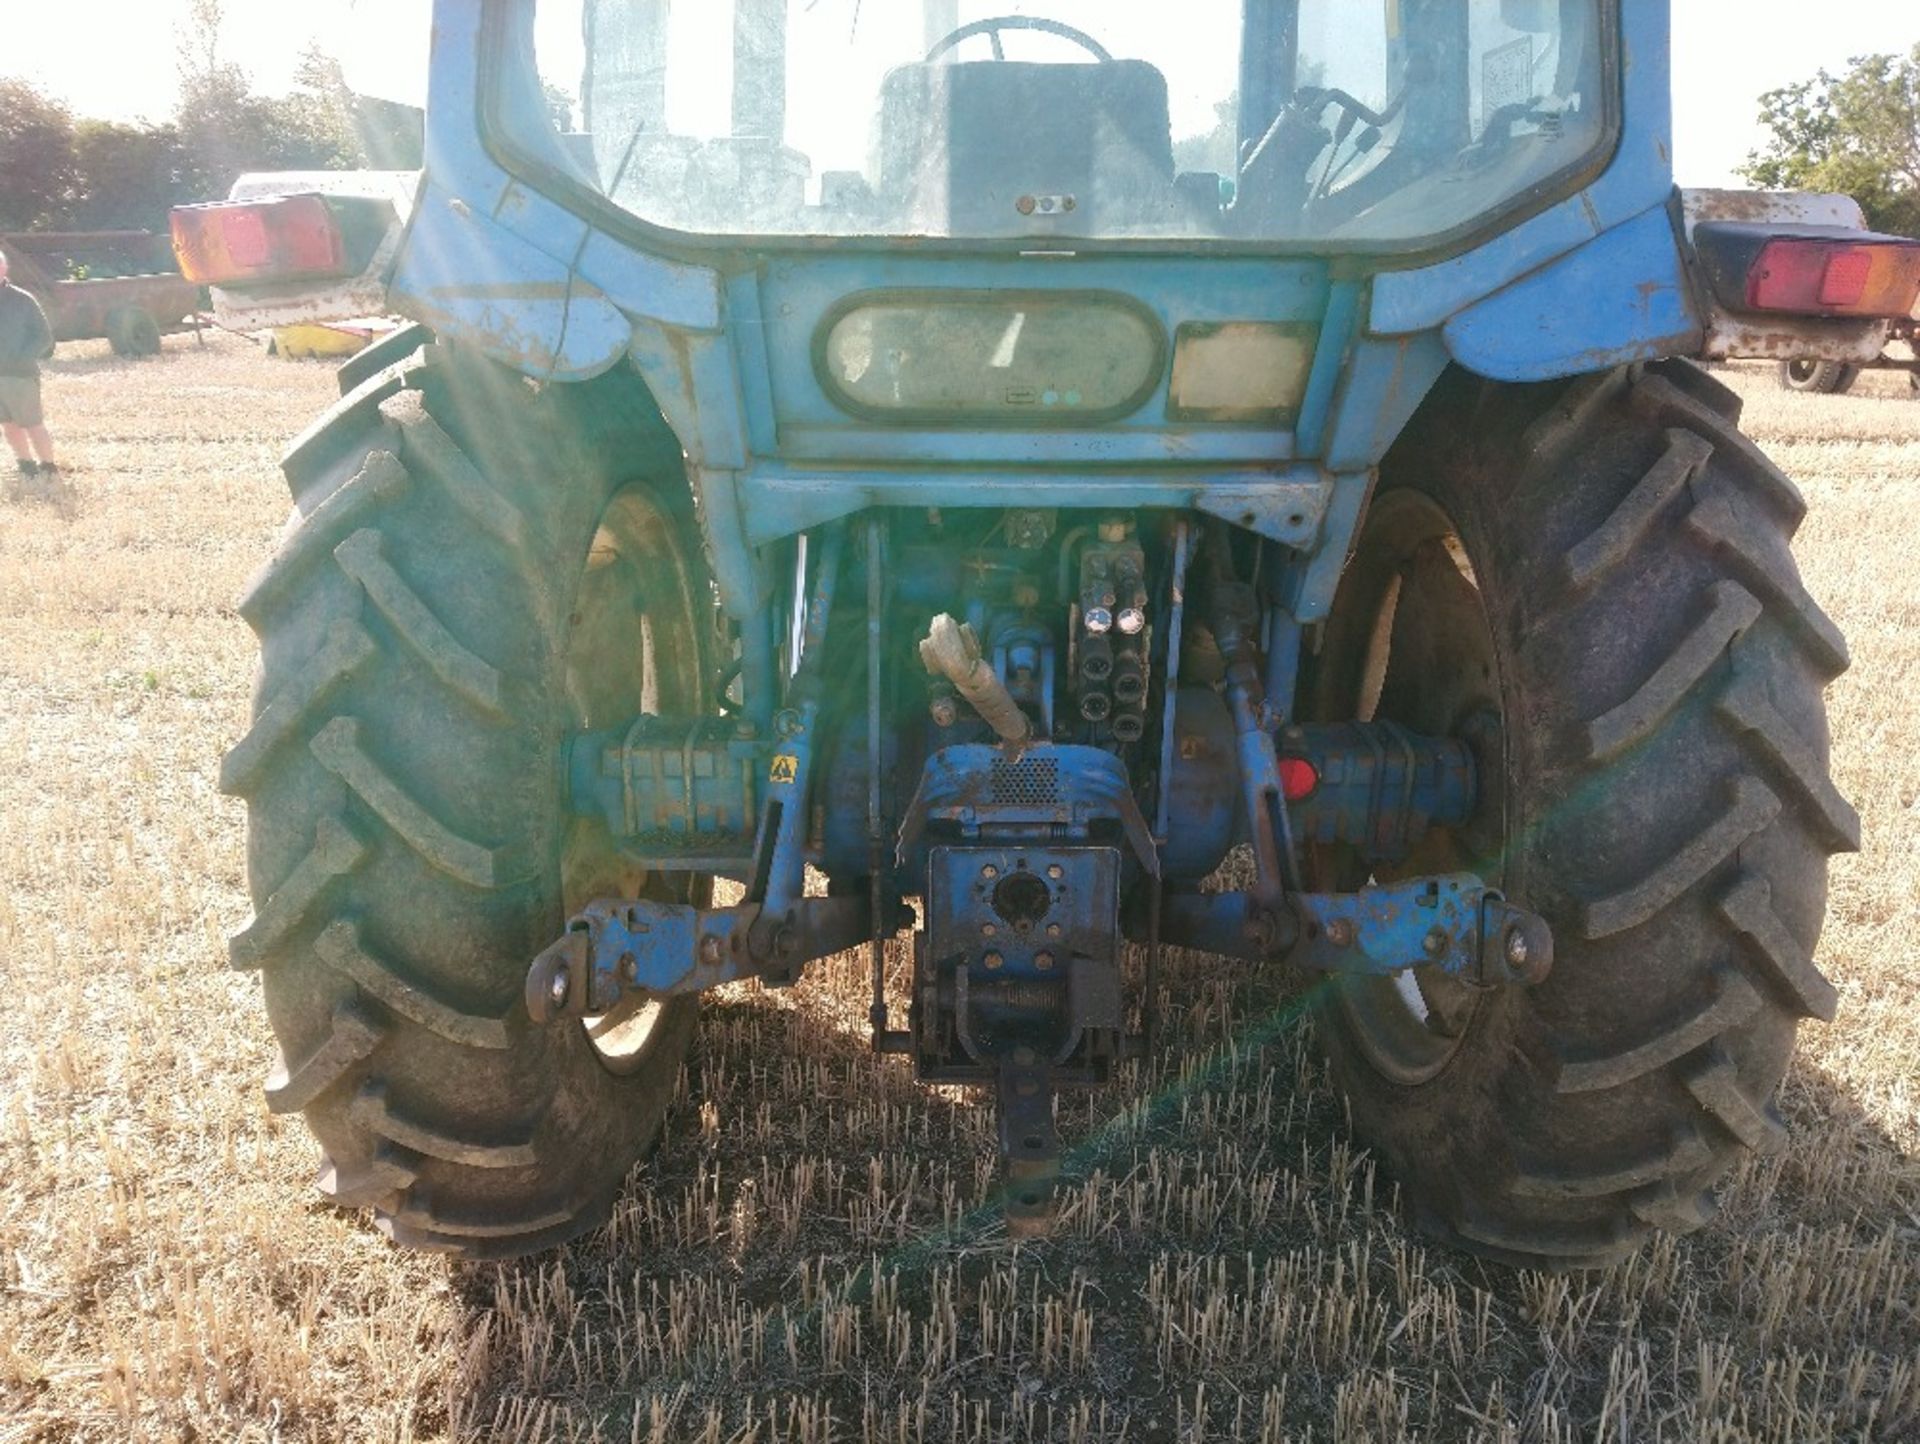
[170,196,351,286]
[1745,237,1920,319]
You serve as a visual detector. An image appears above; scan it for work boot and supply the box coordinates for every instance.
[15,458,34,480]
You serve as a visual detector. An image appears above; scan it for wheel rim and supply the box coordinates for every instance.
[1786,359,1819,386]
[560,484,710,1075]
[1317,491,1509,1086]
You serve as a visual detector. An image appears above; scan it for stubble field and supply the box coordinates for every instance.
[0,335,1915,1443]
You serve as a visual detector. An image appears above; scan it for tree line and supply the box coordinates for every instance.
[1739,43,1919,236]
[0,0,420,240]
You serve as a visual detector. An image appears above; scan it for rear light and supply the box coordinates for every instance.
[1278,756,1320,802]
[170,196,351,287]
[1746,237,1920,319]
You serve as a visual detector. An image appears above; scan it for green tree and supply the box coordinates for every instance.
[68,121,196,232]
[174,1,365,202]
[1741,44,1920,237]
[0,79,78,231]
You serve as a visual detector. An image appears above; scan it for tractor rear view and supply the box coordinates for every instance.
[175,0,1894,1268]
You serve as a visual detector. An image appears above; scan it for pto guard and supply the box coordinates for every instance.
[185,171,419,335]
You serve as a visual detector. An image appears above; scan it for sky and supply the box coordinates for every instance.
[1,1,1915,188]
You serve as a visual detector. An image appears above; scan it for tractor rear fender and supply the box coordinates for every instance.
[1438,204,1704,382]
[1437,190,1898,383]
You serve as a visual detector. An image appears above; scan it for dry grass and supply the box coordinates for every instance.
[0,339,1915,1443]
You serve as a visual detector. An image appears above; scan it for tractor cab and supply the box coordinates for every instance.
[516,0,1611,249]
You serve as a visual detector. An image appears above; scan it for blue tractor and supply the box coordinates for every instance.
[175,0,1909,1265]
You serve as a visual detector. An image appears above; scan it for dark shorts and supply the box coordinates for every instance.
[0,375,43,428]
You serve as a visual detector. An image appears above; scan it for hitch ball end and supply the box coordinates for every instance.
[1491,906,1554,987]
[526,931,592,1025]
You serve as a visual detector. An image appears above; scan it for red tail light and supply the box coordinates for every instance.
[1746,237,1920,319]
[1278,757,1320,802]
[170,196,350,287]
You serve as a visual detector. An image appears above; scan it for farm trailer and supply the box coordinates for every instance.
[0,231,201,357]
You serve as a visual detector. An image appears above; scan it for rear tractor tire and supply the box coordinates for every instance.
[1306,360,1856,1269]
[224,338,715,1256]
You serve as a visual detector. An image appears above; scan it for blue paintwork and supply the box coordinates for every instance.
[736,462,1331,551]
[751,253,1328,443]
[1444,205,1703,381]
[390,0,1702,615]
[1294,280,1362,457]
[391,181,634,381]
[897,743,1159,878]
[1157,875,1504,978]
[748,524,847,940]
[926,844,1121,980]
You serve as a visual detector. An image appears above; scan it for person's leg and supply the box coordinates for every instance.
[25,424,56,470]
[1,379,53,473]
[2,421,33,475]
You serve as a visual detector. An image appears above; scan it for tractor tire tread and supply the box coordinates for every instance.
[384,393,532,554]
[1583,579,1759,760]
[1562,428,1715,591]
[229,336,701,1259]
[1312,359,1848,1270]
[334,529,509,717]
[314,920,514,1050]
[1716,873,1839,1022]
[221,618,380,798]
[1631,372,1808,525]
[337,322,435,397]
[1685,488,1851,676]
[308,719,505,889]
[281,376,410,503]
[228,816,369,971]
[315,1144,421,1210]
[239,445,410,626]
[264,1000,386,1115]
[1715,668,1862,852]
[349,1084,538,1170]
[1511,1128,1716,1200]
[1554,969,1764,1093]
[1578,778,1781,940]
[1682,1043,1789,1152]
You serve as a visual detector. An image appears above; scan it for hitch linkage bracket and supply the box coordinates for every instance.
[526,894,888,1024]
[527,522,866,1024]
[1158,875,1553,987]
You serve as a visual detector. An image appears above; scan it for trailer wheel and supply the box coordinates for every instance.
[107,307,162,357]
[1304,360,1855,1269]
[224,340,715,1257]
[1778,358,1859,394]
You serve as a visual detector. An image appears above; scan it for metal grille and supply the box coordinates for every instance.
[989,756,1061,806]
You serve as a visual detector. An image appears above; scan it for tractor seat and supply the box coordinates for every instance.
[874,59,1176,235]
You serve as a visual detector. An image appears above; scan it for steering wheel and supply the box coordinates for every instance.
[924,16,1113,64]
